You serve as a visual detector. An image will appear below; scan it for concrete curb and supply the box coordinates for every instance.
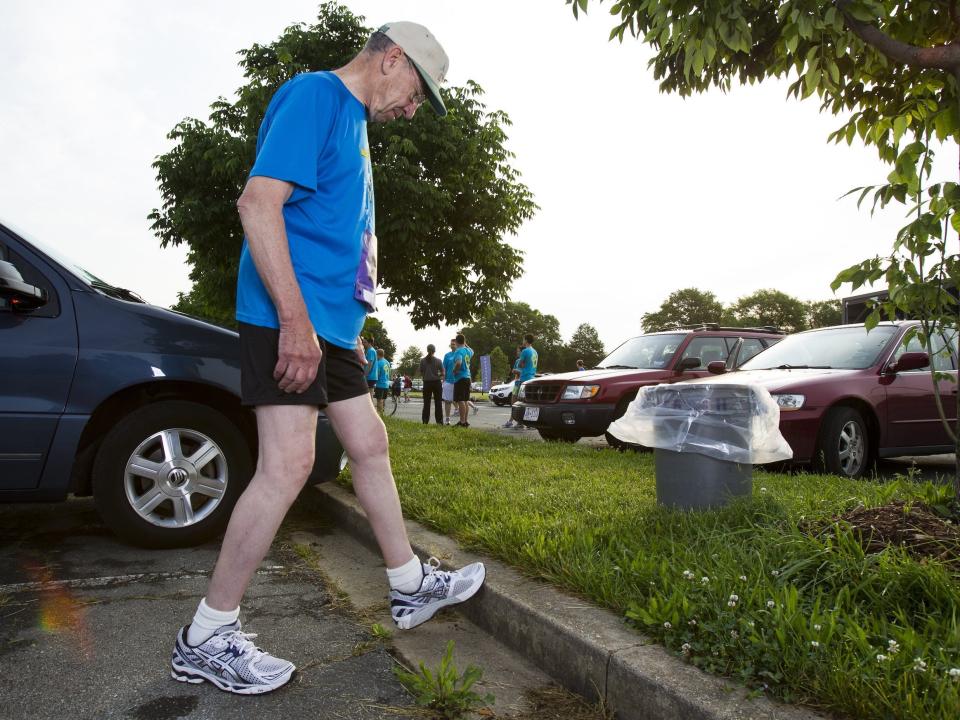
[315,483,826,720]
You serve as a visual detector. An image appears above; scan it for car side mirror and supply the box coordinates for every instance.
[676,356,700,373]
[0,260,48,312]
[707,360,727,375]
[888,351,929,374]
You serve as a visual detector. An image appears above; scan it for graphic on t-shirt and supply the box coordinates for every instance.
[354,139,378,311]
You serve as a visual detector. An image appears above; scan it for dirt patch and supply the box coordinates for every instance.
[820,501,960,566]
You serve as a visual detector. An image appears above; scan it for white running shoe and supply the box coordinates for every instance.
[502,420,516,428]
[170,621,295,695]
[390,557,486,630]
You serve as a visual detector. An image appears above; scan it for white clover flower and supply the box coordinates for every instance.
[681,643,691,655]
[682,570,695,580]
[747,621,755,628]
[766,600,776,609]
[688,619,698,627]
[810,641,819,648]
[771,570,780,577]
[739,575,747,581]
[730,630,739,639]
[701,576,710,584]
[876,654,888,662]
[913,658,927,673]
[729,594,739,602]
[663,622,672,630]
[813,624,822,631]
[949,668,960,679]
[728,600,737,608]
[760,487,768,493]
[887,640,900,655]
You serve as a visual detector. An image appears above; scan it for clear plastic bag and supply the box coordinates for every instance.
[607,382,793,464]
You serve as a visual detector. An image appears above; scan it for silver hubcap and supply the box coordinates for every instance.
[837,420,865,476]
[124,428,228,529]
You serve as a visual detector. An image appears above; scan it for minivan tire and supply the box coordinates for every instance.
[92,400,252,549]
[814,406,872,479]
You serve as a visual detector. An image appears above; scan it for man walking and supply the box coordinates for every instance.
[419,343,444,424]
[170,22,485,696]
[363,336,377,396]
[502,345,522,429]
[375,348,392,413]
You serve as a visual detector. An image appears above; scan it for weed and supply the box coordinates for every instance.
[371,622,393,641]
[393,640,494,719]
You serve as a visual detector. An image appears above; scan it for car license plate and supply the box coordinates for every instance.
[523,407,539,421]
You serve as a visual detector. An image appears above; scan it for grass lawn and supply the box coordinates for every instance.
[343,418,960,720]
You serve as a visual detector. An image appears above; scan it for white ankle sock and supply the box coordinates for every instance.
[187,597,240,646]
[386,555,423,594]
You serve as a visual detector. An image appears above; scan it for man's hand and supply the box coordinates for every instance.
[274,320,322,393]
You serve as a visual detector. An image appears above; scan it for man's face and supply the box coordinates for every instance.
[369,50,426,123]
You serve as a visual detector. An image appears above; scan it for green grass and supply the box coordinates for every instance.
[342,418,960,720]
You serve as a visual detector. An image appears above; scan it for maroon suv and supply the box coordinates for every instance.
[511,325,783,443]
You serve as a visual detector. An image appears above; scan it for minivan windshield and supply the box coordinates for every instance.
[597,333,686,370]
[739,325,899,371]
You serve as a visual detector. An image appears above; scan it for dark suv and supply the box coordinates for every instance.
[0,222,344,548]
[510,325,784,443]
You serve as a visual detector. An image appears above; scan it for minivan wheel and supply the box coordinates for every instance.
[92,401,252,549]
[814,407,871,479]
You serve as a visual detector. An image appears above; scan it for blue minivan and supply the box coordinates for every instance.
[0,221,345,548]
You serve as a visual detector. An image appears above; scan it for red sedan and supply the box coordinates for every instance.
[691,322,956,478]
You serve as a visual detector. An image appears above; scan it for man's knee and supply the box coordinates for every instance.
[346,424,389,463]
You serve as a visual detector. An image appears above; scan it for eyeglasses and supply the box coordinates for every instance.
[404,55,427,107]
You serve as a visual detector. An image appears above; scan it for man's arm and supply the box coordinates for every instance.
[237,176,320,394]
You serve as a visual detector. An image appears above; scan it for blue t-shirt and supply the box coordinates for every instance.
[442,351,456,382]
[519,346,538,382]
[236,72,374,349]
[365,347,378,380]
[376,359,391,389]
[452,347,472,382]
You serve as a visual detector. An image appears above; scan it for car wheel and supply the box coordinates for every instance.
[538,429,581,443]
[92,400,252,549]
[604,395,645,451]
[814,406,872,479]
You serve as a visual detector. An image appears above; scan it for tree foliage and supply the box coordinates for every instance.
[362,316,395,360]
[806,298,843,327]
[461,300,565,371]
[726,288,810,333]
[397,345,422,377]
[567,323,607,367]
[487,345,511,383]
[151,2,536,329]
[641,288,725,331]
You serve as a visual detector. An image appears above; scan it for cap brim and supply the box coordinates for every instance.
[408,57,446,116]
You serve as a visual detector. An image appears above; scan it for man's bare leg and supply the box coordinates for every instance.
[205,404,318,610]
[325,394,413,568]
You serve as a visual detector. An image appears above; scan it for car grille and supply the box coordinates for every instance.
[523,383,562,403]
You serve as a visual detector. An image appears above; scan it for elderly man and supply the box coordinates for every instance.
[170,22,485,695]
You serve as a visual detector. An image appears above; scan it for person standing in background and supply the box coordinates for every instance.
[375,349,391,413]
[363,336,378,396]
[441,338,456,425]
[419,344,444,424]
[451,334,472,427]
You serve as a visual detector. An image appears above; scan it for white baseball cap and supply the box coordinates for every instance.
[378,21,449,116]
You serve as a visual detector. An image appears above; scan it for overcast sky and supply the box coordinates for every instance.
[1,1,951,358]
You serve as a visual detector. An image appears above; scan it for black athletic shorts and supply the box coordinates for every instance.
[239,322,368,408]
[374,387,389,400]
[453,378,471,402]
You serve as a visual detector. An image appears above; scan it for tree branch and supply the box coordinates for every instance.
[835,0,960,71]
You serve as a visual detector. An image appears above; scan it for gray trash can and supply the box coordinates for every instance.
[646,384,758,510]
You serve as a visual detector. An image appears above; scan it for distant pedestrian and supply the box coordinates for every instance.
[391,373,402,402]
[506,335,537,430]
[441,338,456,425]
[576,359,585,371]
[363,336,378,396]
[402,374,412,402]
[375,349,392,413]
[419,344,444,424]
[502,345,523,428]
[451,333,473,427]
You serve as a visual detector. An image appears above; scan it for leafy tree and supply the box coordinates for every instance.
[641,288,725,332]
[362,316,395,360]
[726,289,809,333]
[566,323,607,368]
[461,300,564,371]
[807,299,843,328]
[488,346,510,384]
[151,2,535,329]
[397,345,422,377]
[569,0,960,497]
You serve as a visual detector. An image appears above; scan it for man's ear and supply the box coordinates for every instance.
[380,45,405,76]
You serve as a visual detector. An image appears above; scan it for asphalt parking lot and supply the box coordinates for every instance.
[0,491,419,720]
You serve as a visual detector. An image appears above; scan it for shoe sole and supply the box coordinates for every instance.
[394,565,486,630]
[170,657,295,695]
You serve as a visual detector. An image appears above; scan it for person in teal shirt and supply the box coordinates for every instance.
[441,339,457,424]
[363,337,378,395]
[503,345,524,428]
[518,334,538,382]
[451,334,473,426]
[374,348,391,413]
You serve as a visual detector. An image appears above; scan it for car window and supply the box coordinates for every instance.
[0,239,60,318]
[740,326,899,370]
[599,333,686,370]
[733,338,765,367]
[680,337,729,368]
[893,330,957,372]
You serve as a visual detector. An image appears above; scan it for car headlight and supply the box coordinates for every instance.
[773,394,805,411]
[561,385,600,400]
